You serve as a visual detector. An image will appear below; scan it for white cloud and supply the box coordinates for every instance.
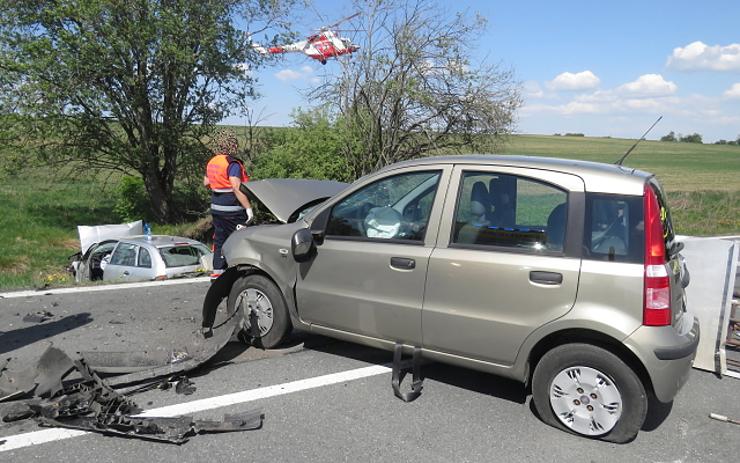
[523,80,545,99]
[275,69,303,81]
[724,83,740,99]
[667,41,740,71]
[547,70,600,91]
[617,74,677,97]
[275,65,319,83]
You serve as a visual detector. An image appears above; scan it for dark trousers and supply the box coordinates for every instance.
[212,211,247,271]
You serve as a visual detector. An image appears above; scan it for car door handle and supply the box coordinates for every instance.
[529,271,562,285]
[123,271,130,276]
[390,257,415,270]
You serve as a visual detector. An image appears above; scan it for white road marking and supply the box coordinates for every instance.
[0,364,391,452]
[0,277,211,299]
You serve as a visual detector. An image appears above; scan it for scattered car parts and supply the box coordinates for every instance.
[22,310,55,323]
[0,296,259,445]
[0,347,262,445]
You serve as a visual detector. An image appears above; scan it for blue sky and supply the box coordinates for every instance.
[227,0,740,142]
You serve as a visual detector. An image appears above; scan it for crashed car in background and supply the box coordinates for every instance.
[70,235,213,282]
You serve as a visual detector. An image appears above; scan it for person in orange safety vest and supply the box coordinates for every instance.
[203,130,253,281]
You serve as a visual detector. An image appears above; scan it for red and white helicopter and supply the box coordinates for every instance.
[252,13,360,65]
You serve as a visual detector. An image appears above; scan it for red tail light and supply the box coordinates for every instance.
[643,184,671,326]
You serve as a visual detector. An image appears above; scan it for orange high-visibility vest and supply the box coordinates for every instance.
[206,154,249,193]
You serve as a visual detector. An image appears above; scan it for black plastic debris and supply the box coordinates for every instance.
[22,310,54,323]
[174,376,196,395]
[0,347,263,444]
[78,283,242,387]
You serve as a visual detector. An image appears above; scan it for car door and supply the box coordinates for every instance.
[296,166,451,345]
[422,165,585,365]
[103,242,139,280]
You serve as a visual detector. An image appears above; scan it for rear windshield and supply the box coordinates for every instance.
[584,194,644,263]
[158,244,210,268]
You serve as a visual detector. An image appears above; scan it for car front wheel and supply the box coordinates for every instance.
[531,343,647,443]
[227,274,291,349]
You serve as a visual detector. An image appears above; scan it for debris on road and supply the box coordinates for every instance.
[0,274,256,444]
[0,347,262,444]
[709,412,740,426]
[22,310,55,323]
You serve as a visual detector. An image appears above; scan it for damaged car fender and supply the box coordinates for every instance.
[220,221,310,330]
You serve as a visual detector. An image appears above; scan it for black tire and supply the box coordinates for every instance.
[227,274,291,349]
[531,343,647,443]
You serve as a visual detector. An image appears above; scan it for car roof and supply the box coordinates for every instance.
[119,235,206,249]
[376,154,652,195]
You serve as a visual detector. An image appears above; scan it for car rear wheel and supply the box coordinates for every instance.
[532,343,647,443]
[227,274,291,349]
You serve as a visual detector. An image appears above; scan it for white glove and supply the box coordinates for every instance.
[246,207,254,224]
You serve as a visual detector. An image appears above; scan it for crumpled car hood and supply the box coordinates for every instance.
[242,178,348,223]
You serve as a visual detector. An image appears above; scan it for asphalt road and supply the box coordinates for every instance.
[1,282,739,462]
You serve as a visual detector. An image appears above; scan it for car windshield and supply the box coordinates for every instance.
[158,243,210,268]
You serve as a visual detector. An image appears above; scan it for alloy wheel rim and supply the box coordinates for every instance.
[236,288,274,336]
[549,366,623,436]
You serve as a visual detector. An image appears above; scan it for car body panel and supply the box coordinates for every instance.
[296,240,432,344]
[358,155,651,197]
[623,317,700,402]
[422,165,586,365]
[242,178,349,223]
[295,166,453,345]
[222,221,307,324]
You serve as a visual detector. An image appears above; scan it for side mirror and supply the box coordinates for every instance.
[291,228,315,262]
[309,207,331,246]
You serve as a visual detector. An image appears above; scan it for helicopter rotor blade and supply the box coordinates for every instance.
[325,12,361,30]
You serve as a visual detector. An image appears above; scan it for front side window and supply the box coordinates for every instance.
[110,242,138,266]
[452,172,568,252]
[326,171,441,242]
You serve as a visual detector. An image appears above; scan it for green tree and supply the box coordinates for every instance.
[0,0,293,221]
[253,109,351,182]
[679,133,703,144]
[313,0,521,179]
[660,131,677,142]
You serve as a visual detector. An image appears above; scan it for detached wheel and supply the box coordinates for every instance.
[532,343,647,443]
[227,274,291,349]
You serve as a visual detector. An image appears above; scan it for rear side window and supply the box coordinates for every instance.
[137,248,152,268]
[452,172,568,252]
[584,194,643,263]
[648,180,676,255]
[159,244,209,267]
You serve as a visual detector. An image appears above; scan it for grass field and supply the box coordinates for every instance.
[0,133,738,290]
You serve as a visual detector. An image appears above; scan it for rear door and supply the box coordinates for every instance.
[422,165,584,365]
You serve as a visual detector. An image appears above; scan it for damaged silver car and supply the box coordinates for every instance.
[70,236,212,282]
[210,157,699,443]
